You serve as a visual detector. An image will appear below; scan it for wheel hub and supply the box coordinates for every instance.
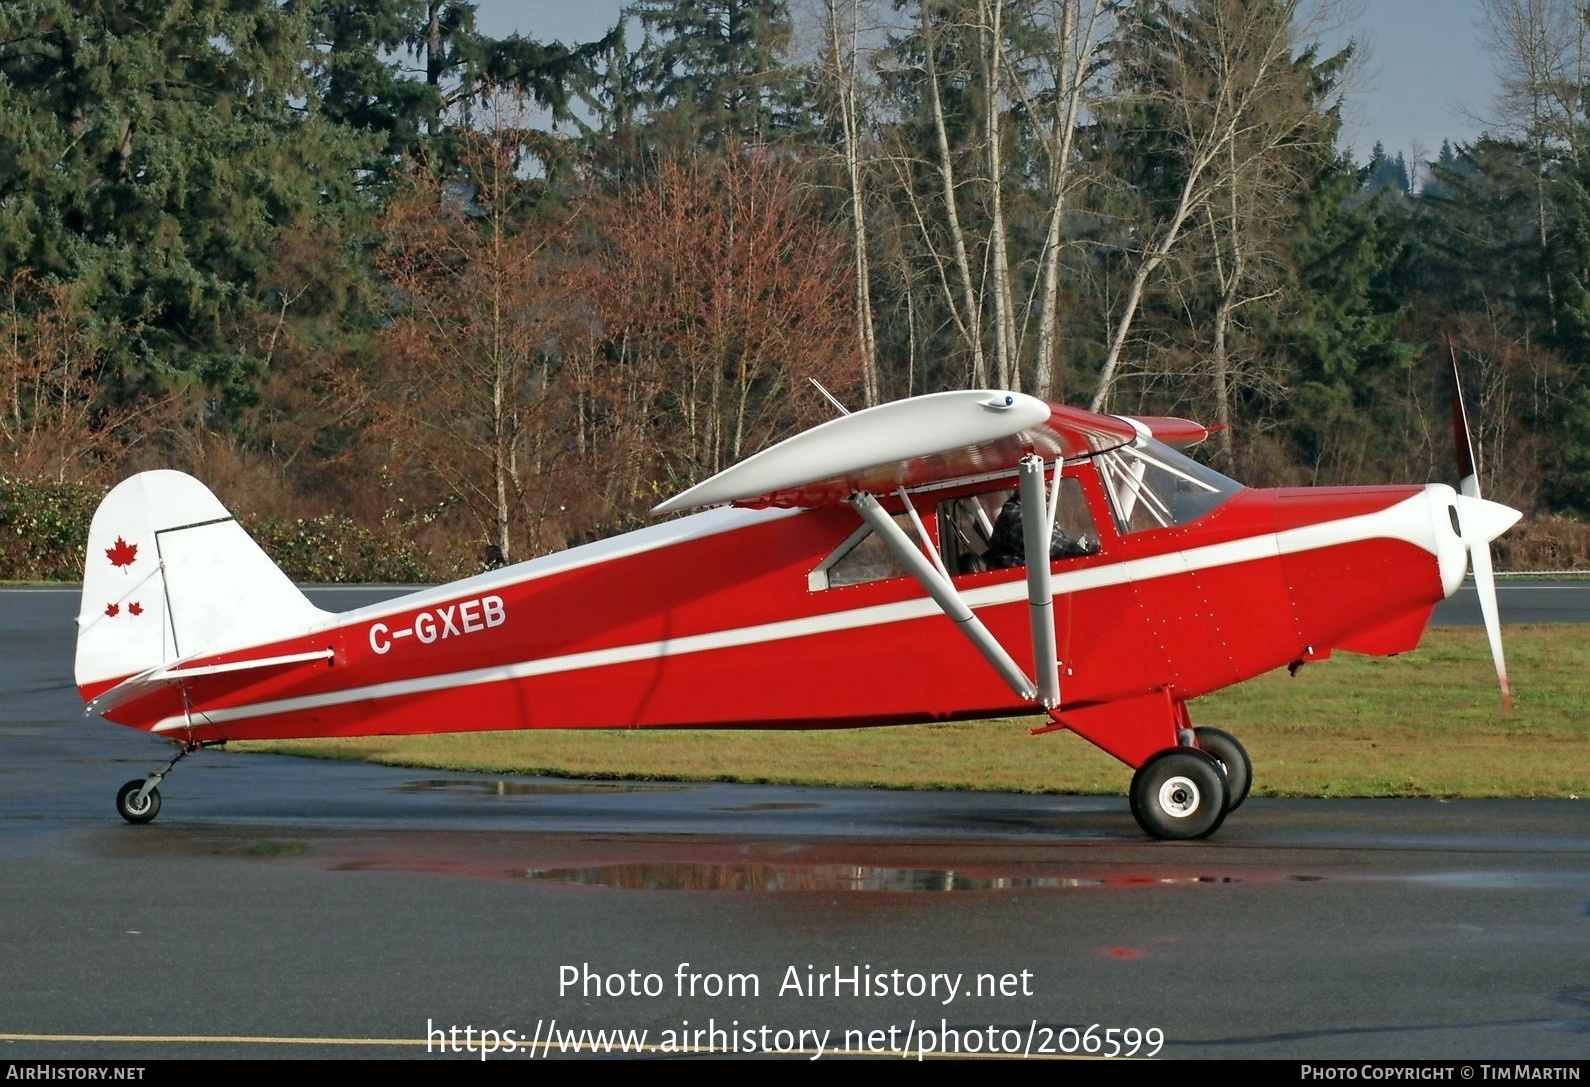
[1157,775,1201,819]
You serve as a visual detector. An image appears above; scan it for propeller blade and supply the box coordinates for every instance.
[1465,520,1512,711]
[1448,337,1481,498]
[1448,339,1517,711]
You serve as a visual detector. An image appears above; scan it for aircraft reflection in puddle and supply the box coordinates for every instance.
[397,778,690,797]
[522,862,1243,893]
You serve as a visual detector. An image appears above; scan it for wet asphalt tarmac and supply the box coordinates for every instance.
[0,587,1586,1061]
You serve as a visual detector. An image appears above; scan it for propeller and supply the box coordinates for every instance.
[1448,338,1519,711]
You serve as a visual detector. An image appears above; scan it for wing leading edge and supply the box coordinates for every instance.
[652,390,1148,515]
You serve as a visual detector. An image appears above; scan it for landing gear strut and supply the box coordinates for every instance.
[115,745,199,825]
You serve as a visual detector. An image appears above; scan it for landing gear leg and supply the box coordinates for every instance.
[115,745,196,825]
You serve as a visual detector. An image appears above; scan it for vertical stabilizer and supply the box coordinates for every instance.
[75,471,326,691]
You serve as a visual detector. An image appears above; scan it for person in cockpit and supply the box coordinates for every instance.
[983,490,1099,569]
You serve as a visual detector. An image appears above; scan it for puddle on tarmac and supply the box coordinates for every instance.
[1398,871,1585,890]
[710,803,822,812]
[398,778,690,797]
[520,862,1245,892]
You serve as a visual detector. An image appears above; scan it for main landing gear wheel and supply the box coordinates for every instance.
[1193,726,1251,812]
[1129,748,1229,840]
[116,779,161,825]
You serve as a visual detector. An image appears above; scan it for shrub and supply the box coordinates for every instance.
[244,513,434,583]
[1493,513,1590,572]
[0,476,436,583]
[0,477,101,581]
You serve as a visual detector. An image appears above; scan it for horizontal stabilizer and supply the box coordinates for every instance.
[84,648,335,717]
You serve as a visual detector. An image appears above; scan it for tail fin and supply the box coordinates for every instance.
[75,471,326,692]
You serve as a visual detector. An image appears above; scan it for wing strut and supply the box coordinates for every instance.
[1019,455,1062,708]
[849,493,1037,701]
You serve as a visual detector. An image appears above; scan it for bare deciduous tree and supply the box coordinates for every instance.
[1089,0,1342,413]
[1476,0,1590,332]
[0,273,173,482]
[824,0,884,405]
[367,93,572,562]
[574,151,863,502]
[882,0,1114,394]
[1021,0,1116,398]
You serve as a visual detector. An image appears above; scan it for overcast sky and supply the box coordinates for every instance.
[476,0,1505,169]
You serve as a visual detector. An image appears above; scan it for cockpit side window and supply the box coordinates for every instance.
[936,476,1098,576]
[810,469,1112,590]
[937,490,1005,576]
[810,512,918,590]
[1096,439,1243,535]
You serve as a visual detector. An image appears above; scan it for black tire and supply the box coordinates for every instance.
[116,779,161,825]
[1129,749,1229,840]
[1194,726,1252,812]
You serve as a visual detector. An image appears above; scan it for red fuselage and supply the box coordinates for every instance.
[82,453,1462,771]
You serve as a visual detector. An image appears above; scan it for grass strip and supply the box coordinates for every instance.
[240,626,1589,798]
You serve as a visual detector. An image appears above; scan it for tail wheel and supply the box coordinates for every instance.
[116,780,161,825]
[1129,748,1229,840]
[1193,727,1252,812]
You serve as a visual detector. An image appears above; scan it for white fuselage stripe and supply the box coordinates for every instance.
[153,492,1440,732]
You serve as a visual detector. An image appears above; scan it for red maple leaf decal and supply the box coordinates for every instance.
[128,601,143,616]
[105,537,138,569]
[105,603,119,617]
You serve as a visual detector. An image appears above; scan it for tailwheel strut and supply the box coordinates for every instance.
[115,742,211,825]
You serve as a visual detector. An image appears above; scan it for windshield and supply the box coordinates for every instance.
[1096,439,1243,535]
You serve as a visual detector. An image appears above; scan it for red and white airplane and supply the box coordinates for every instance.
[75,375,1520,839]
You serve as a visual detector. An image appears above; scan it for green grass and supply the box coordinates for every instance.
[241,626,1590,798]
